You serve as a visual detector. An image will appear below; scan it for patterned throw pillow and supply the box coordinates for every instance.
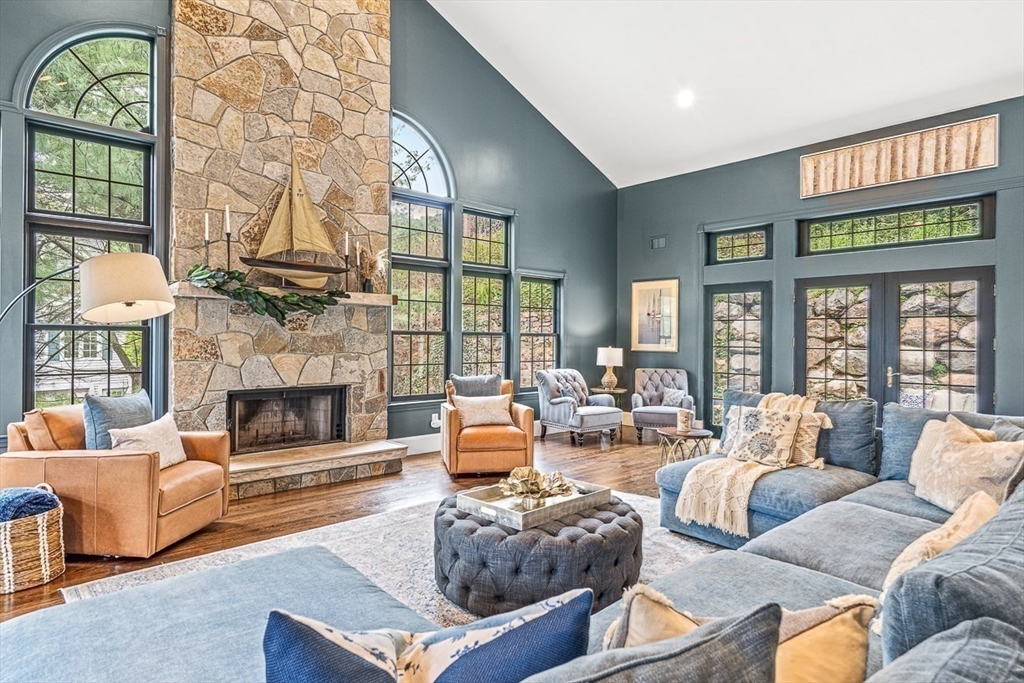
[914,416,1024,512]
[790,412,832,467]
[452,394,514,428]
[729,407,803,469]
[662,388,688,407]
[109,412,188,469]
[263,589,593,683]
[602,585,877,683]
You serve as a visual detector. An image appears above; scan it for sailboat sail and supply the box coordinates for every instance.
[241,149,346,289]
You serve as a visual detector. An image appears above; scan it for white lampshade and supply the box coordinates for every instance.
[80,252,175,323]
[597,346,623,367]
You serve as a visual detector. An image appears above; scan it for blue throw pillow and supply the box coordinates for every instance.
[449,373,502,397]
[264,588,593,683]
[868,618,1024,683]
[83,390,153,450]
[523,603,782,683]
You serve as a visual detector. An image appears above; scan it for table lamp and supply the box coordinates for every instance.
[596,346,623,390]
[0,252,175,325]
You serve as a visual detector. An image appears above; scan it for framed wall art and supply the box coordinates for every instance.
[631,278,678,352]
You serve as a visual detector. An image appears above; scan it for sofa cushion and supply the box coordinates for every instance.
[882,486,1024,663]
[867,618,1024,683]
[631,406,680,428]
[723,391,878,474]
[83,389,153,450]
[993,418,1024,442]
[659,489,790,549]
[839,480,950,523]
[265,589,593,683]
[740,502,939,590]
[159,460,224,515]
[457,425,527,451]
[878,403,1024,481]
[0,546,435,683]
[574,405,622,430]
[529,604,781,683]
[657,454,876,521]
[23,404,87,450]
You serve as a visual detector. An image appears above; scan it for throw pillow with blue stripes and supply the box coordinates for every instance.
[264,588,593,683]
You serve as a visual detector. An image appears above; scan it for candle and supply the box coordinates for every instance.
[204,213,210,242]
[344,231,349,256]
[224,205,231,235]
[356,241,361,267]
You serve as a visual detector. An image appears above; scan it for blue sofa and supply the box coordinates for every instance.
[658,390,881,547]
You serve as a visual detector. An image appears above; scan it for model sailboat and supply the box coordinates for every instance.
[239,153,347,289]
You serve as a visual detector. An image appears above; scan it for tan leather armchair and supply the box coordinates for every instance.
[441,380,534,476]
[2,406,229,558]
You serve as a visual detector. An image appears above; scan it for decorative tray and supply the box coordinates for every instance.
[456,480,612,531]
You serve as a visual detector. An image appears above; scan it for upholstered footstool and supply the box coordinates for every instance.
[434,495,643,617]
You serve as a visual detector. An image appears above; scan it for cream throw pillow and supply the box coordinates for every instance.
[109,412,187,469]
[603,585,877,683]
[882,491,1000,593]
[908,418,996,486]
[790,412,831,468]
[729,407,802,469]
[451,394,514,428]
[915,416,1024,512]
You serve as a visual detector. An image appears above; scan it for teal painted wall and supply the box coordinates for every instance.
[616,97,1024,419]
[388,0,619,437]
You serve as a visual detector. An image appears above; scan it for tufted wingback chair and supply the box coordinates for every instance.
[630,368,693,443]
[535,369,622,446]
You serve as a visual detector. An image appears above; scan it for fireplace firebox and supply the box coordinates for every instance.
[227,386,346,455]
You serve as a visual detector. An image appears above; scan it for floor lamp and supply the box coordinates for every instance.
[0,252,175,326]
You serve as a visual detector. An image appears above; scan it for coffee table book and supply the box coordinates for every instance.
[456,481,612,530]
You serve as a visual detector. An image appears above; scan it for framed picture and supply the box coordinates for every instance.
[631,278,678,352]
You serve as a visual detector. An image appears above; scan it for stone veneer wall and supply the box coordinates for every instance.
[169,0,391,442]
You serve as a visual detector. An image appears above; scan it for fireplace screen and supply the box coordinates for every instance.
[227,387,345,455]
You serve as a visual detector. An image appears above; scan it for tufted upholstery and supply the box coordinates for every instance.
[630,368,693,442]
[434,495,643,617]
[535,369,623,443]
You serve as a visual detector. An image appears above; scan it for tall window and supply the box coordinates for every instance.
[519,279,559,388]
[390,113,452,399]
[705,283,772,428]
[24,36,156,408]
[461,212,509,379]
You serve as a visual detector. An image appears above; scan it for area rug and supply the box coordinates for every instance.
[61,492,717,627]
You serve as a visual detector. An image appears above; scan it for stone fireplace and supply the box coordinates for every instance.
[228,385,346,454]
[167,0,397,498]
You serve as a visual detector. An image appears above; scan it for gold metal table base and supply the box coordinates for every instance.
[658,434,711,466]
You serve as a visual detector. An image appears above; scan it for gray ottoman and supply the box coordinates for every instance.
[434,495,643,617]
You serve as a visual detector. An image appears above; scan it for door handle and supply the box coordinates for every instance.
[886,366,900,388]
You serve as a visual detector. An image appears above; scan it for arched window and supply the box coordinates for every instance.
[390,112,451,198]
[29,36,152,132]
[22,33,158,409]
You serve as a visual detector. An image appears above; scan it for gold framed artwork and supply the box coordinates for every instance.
[631,278,678,352]
[800,115,998,199]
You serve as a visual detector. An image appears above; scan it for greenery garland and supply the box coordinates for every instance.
[186,264,350,326]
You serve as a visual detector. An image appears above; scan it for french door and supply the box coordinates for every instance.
[795,267,994,414]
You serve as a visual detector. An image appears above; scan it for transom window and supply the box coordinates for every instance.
[799,197,992,256]
[519,279,559,388]
[462,212,508,267]
[23,34,157,410]
[708,226,771,264]
[30,36,152,132]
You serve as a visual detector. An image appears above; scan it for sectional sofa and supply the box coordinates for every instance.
[1,397,1021,682]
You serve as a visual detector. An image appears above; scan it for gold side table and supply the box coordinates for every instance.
[657,427,714,466]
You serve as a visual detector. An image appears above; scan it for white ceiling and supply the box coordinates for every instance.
[428,0,1024,188]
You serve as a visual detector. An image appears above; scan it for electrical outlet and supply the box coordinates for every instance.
[430,413,441,429]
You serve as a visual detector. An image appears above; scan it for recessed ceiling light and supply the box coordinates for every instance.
[676,89,696,108]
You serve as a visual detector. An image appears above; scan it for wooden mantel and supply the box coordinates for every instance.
[169,281,397,307]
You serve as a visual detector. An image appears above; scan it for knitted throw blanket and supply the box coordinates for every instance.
[676,393,821,537]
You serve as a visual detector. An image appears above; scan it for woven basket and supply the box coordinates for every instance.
[0,484,65,594]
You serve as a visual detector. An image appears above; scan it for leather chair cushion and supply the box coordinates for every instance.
[23,405,87,450]
[159,460,224,515]
[457,425,527,451]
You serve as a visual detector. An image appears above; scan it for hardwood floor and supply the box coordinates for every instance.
[2,427,663,622]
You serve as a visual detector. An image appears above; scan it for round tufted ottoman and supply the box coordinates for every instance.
[433,495,643,617]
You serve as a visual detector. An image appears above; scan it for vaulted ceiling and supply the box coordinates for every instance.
[429,1,1024,188]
